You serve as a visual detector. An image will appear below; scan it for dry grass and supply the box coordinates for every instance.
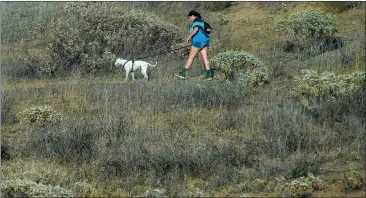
[1,1,365,197]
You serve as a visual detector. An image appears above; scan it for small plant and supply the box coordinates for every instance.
[290,180,310,197]
[341,170,364,193]
[288,173,326,197]
[187,185,203,197]
[145,188,167,198]
[1,179,73,197]
[17,105,62,127]
[218,13,229,25]
[209,51,270,86]
[72,181,96,197]
[275,9,339,43]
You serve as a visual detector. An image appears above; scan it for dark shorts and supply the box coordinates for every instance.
[192,40,210,49]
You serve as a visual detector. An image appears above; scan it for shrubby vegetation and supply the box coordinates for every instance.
[28,2,182,77]
[292,69,365,108]
[275,9,342,54]
[1,179,73,197]
[17,105,62,127]
[341,170,364,193]
[292,69,365,126]
[210,51,270,86]
[275,10,339,43]
[1,159,98,197]
[289,173,326,197]
[1,1,365,197]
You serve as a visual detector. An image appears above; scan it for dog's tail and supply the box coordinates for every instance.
[148,62,158,67]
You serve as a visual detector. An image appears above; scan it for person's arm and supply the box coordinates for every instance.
[187,27,199,43]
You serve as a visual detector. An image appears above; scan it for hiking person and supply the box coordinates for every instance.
[175,10,213,80]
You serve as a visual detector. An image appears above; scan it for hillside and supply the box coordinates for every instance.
[1,2,365,197]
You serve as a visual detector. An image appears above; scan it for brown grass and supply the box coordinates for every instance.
[1,1,365,197]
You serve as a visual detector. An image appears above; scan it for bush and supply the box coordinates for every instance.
[289,176,316,197]
[22,48,55,78]
[209,51,270,86]
[292,69,365,108]
[1,179,73,197]
[17,105,62,127]
[44,2,182,76]
[275,9,339,45]
[275,9,339,41]
[292,70,365,125]
[2,159,73,187]
[2,159,98,197]
[272,173,326,197]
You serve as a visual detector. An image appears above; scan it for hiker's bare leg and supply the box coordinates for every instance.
[185,47,200,69]
[199,47,210,70]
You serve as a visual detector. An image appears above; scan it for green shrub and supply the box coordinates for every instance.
[289,173,326,197]
[17,105,62,127]
[292,70,365,125]
[209,51,270,86]
[2,159,74,187]
[21,48,55,78]
[44,2,182,76]
[275,9,339,43]
[1,179,73,197]
[2,159,98,197]
[270,173,326,197]
[292,69,365,108]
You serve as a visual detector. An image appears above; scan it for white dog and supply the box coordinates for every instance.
[114,58,157,81]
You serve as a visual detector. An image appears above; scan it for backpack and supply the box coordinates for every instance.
[203,20,212,35]
[193,19,212,35]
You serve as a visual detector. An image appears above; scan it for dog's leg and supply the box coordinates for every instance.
[125,70,129,81]
[141,67,149,80]
[131,72,136,81]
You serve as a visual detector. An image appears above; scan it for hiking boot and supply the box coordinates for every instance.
[203,69,213,81]
[175,69,187,79]
[203,76,213,81]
